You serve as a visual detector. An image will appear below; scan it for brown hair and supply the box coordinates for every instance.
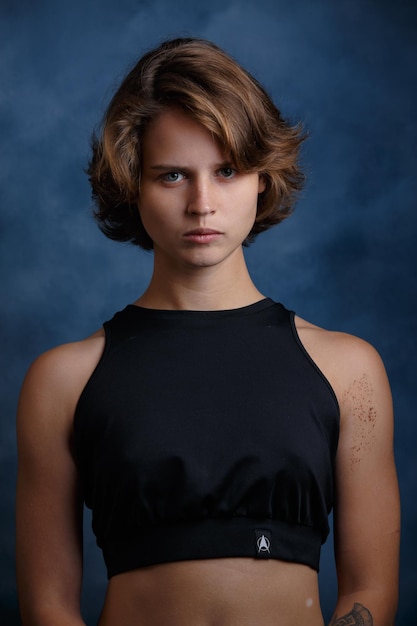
[88,37,305,249]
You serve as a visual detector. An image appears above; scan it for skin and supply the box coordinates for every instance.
[16,109,400,626]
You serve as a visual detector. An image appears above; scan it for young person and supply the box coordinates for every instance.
[16,38,400,626]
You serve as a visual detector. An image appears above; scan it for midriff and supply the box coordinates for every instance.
[97,558,324,626]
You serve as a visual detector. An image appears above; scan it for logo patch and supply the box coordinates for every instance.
[255,529,272,558]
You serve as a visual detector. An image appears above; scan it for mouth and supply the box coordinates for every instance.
[183,228,223,244]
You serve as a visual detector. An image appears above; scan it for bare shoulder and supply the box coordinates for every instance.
[294,314,386,367]
[293,315,391,410]
[21,328,105,394]
[17,328,106,436]
[26,327,105,380]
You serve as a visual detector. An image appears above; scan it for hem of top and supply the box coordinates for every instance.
[101,516,322,579]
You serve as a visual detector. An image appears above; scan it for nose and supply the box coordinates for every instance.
[186,177,215,215]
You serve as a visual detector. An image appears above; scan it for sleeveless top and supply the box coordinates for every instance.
[74,298,339,578]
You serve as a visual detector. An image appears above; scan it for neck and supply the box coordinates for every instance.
[135,249,264,311]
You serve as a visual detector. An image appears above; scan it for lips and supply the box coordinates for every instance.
[183,228,223,243]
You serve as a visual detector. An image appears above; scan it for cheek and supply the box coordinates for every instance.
[138,201,176,242]
[138,208,158,236]
[137,199,158,238]
[243,186,262,219]
[138,191,158,225]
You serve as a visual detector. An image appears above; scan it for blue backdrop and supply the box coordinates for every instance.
[1,1,416,624]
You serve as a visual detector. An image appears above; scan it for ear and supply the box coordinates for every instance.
[258,174,266,194]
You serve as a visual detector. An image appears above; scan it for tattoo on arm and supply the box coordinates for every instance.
[329,603,373,626]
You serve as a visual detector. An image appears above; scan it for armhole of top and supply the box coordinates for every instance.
[288,310,340,415]
[73,321,112,422]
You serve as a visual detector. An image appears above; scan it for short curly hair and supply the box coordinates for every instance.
[88,37,305,249]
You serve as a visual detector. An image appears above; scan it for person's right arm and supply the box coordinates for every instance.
[16,337,103,626]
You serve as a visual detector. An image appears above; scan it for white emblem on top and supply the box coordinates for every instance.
[257,534,271,553]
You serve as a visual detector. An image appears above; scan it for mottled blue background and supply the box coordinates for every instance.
[1,1,416,624]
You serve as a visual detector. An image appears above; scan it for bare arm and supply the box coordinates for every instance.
[328,337,400,626]
[16,337,103,625]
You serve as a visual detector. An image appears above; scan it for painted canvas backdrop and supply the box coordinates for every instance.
[1,1,416,624]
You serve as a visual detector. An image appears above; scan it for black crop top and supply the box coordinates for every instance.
[74,298,339,578]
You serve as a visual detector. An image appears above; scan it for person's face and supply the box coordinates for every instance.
[139,108,265,271]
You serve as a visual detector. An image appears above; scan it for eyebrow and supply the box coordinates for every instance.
[149,165,183,170]
[149,161,234,171]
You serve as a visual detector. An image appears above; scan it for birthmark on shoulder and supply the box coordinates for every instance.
[341,373,377,468]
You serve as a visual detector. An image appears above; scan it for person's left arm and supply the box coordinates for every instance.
[329,335,400,626]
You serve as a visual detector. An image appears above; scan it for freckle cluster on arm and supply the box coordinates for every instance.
[341,374,377,468]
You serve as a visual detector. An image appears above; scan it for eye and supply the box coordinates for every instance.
[163,172,185,183]
[218,167,236,179]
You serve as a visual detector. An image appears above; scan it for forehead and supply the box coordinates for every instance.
[142,108,227,165]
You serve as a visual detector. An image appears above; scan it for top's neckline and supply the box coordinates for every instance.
[125,297,276,318]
